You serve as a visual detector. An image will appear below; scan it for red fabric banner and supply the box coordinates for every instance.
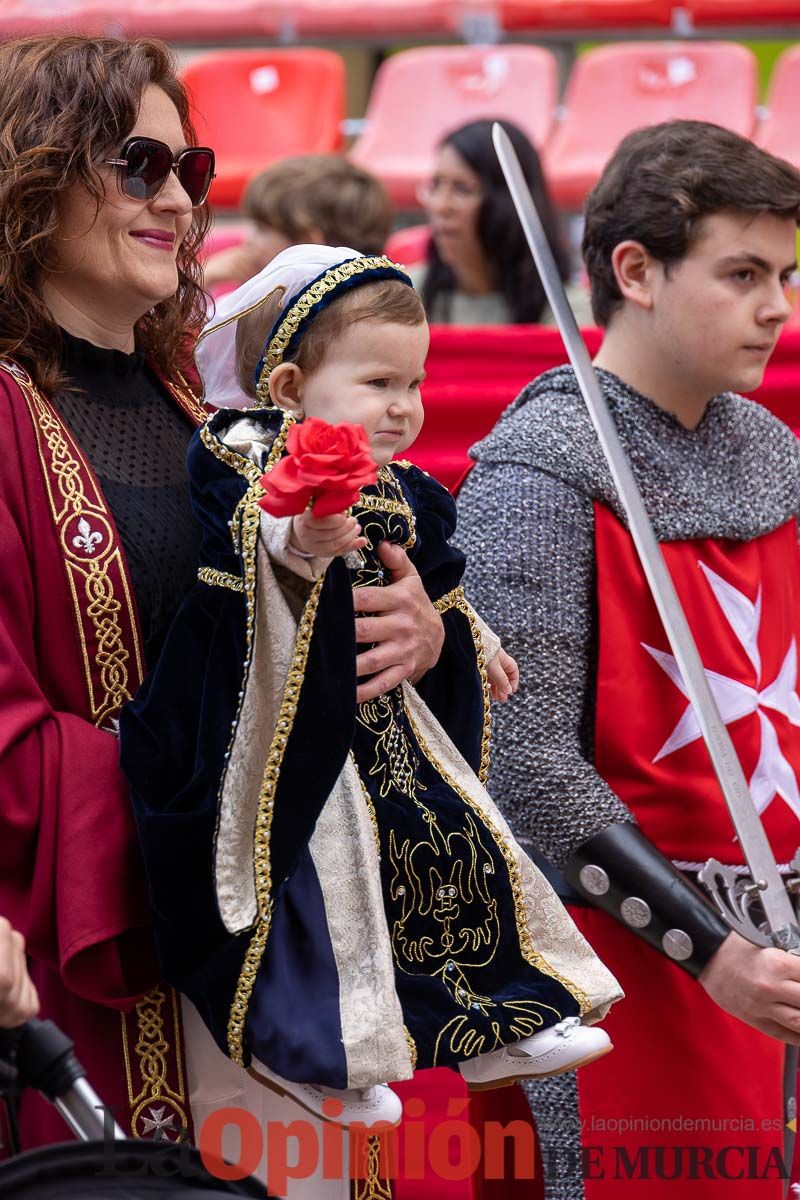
[407,325,800,492]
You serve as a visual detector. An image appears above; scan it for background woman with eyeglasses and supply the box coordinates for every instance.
[409,118,593,326]
[0,34,214,1150]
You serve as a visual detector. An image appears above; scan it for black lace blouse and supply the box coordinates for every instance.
[52,330,200,668]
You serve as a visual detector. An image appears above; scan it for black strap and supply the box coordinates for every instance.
[562,822,731,978]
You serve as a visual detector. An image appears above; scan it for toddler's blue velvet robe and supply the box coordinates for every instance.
[120,407,621,1087]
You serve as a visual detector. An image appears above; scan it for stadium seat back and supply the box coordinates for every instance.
[384,224,431,265]
[496,0,672,29]
[755,45,800,169]
[350,45,558,208]
[183,49,345,209]
[544,41,758,209]
[687,0,800,23]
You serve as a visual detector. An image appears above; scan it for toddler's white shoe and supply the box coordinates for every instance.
[248,1059,403,1127]
[459,1017,612,1090]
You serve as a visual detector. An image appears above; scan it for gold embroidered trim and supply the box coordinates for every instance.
[353,1135,393,1200]
[194,286,285,348]
[168,370,208,425]
[403,1025,418,1072]
[354,759,382,857]
[357,494,416,522]
[199,421,265,489]
[406,710,592,1017]
[198,566,244,592]
[8,362,143,726]
[199,413,309,1064]
[120,986,189,1139]
[255,256,405,406]
[433,586,462,614]
[431,585,490,785]
[226,574,326,1064]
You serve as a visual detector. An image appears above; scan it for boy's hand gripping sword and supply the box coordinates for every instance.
[493,124,800,1184]
[491,122,800,953]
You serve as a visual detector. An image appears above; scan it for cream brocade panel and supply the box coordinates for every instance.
[309,756,413,1088]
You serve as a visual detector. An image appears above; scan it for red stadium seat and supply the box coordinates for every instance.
[182,50,345,210]
[485,0,672,30]
[543,41,758,210]
[686,0,800,23]
[121,0,280,40]
[0,0,124,37]
[349,45,558,209]
[284,0,454,38]
[754,45,800,170]
[384,224,431,266]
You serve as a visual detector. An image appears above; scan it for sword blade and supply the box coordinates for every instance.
[492,122,796,935]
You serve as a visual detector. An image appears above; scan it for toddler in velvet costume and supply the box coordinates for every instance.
[121,245,622,1127]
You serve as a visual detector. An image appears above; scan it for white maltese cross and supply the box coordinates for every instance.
[643,561,800,819]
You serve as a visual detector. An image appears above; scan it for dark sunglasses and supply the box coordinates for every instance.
[105,137,215,207]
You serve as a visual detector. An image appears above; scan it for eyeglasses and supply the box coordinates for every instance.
[416,177,484,206]
[105,137,216,207]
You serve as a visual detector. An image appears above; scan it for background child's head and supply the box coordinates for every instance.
[235,270,428,466]
[243,155,392,261]
[583,119,800,329]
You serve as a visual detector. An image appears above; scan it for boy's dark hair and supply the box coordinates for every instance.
[583,120,800,327]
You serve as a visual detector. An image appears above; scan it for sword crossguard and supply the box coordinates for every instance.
[698,859,796,949]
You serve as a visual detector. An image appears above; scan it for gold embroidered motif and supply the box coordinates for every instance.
[406,709,592,1017]
[120,986,189,1140]
[353,1135,393,1200]
[202,410,327,1065]
[8,363,143,727]
[356,693,421,800]
[198,566,244,592]
[255,256,407,406]
[432,585,491,786]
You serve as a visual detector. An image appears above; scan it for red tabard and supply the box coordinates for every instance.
[566,501,799,1200]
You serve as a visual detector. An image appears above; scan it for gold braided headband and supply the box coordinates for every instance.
[254,255,408,409]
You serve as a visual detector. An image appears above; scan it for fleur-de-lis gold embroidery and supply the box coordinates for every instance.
[72,516,103,555]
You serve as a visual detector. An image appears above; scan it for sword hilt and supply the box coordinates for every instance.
[699,858,800,953]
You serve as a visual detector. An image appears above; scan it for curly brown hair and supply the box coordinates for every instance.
[0,34,210,394]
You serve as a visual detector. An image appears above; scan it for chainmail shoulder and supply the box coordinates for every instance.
[458,461,631,867]
[471,365,800,541]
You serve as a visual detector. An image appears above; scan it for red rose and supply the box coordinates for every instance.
[258,417,379,519]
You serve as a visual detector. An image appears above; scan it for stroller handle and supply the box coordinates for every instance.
[2,1018,125,1142]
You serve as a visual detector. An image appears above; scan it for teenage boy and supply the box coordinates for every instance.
[458,119,800,1199]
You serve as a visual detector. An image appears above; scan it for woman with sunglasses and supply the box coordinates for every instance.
[0,34,446,1170]
[0,32,214,1154]
[410,118,593,326]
